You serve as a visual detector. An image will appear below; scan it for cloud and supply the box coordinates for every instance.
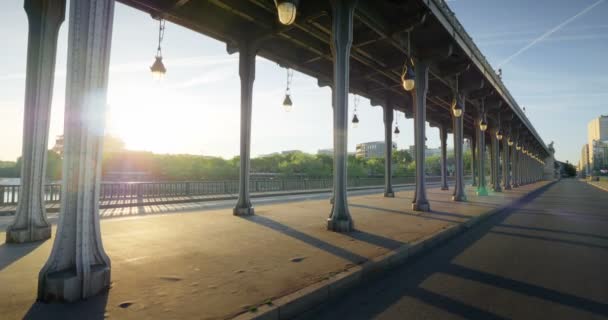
[479,33,608,46]
[498,0,606,67]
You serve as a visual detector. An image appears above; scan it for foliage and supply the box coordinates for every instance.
[0,146,482,181]
[562,162,577,177]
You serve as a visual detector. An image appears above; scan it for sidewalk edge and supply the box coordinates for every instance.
[231,181,557,320]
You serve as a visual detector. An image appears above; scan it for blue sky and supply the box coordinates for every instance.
[0,0,606,165]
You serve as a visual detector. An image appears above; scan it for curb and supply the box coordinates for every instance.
[231,180,557,320]
[587,181,608,192]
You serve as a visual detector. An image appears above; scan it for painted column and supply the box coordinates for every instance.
[383,106,395,197]
[502,133,511,190]
[471,135,477,187]
[491,129,502,192]
[6,0,65,244]
[489,132,495,187]
[327,0,356,232]
[476,111,488,196]
[38,0,114,302]
[511,138,518,188]
[412,60,431,211]
[439,123,449,191]
[452,97,466,201]
[233,40,257,216]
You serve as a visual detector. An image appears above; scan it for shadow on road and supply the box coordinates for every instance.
[0,241,45,271]
[304,181,608,319]
[23,292,109,320]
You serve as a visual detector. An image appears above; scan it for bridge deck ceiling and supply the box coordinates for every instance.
[117,0,550,157]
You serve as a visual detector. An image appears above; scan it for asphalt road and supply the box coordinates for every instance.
[303,179,608,320]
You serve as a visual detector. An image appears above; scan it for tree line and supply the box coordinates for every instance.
[0,148,474,181]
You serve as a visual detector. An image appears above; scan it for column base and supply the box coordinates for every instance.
[6,225,51,244]
[452,194,467,202]
[412,201,430,212]
[40,264,110,302]
[383,191,395,198]
[233,206,255,216]
[327,218,353,232]
[476,187,488,196]
[440,186,449,191]
[503,185,512,190]
[493,186,502,192]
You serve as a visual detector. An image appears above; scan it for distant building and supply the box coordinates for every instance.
[356,141,396,159]
[317,148,333,156]
[281,150,302,155]
[408,145,447,158]
[591,140,608,173]
[51,135,64,155]
[587,115,608,171]
[580,144,590,176]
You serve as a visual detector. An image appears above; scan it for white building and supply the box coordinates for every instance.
[356,141,397,159]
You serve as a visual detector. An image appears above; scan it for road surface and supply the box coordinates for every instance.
[304,179,608,320]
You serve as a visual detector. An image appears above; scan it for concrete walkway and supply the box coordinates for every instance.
[0,182,547,320]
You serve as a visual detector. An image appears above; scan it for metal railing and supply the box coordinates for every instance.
[0,175,456,205]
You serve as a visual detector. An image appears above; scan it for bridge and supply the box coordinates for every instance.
[1,0,578,315]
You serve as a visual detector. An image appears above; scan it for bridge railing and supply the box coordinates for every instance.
[0,175,457,205]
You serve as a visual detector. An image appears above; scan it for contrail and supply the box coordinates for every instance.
[498,0,605,67]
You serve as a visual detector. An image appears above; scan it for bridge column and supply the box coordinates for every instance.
[6,0,65,244]
[38,0,114,302]
[383,105,394,197]
[489,137,494,187]
[491,128,502,192]
[327,0,356,232]
[439,123,449,191]
[522,150,528,185]
[471,136,477,187]
[502,132,511,190]
[476,110,488,196]
[452,96,466,201]
[233,40,257,216]
[412,60,431,211]
[511,138,519,188]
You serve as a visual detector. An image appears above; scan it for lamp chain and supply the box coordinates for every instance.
[285,68,293,94]
[156,19,166,58]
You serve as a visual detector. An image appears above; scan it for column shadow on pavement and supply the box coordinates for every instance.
[303,182,608,319]
[241,215,367,264]
[489,230,608,251]
[349,203,462,224]
[0,241,45,271]
[497,223,608,241]
[23,291,108,320]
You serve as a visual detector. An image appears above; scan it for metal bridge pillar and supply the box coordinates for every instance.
[327,0,357,232]
[412,60,431,212]
[6,0,65,244]
[502,132,511,190]
[383,105,395,197]
[439,123,449,191]
[233,40,257,216]
[471,135,477,187]
[491,128,502,192]
[476,111,488,196]
[452,96,466,201]
[38,0,114,302]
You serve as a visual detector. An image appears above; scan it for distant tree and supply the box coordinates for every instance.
[46,150,62,181]
[563,162,576,177]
